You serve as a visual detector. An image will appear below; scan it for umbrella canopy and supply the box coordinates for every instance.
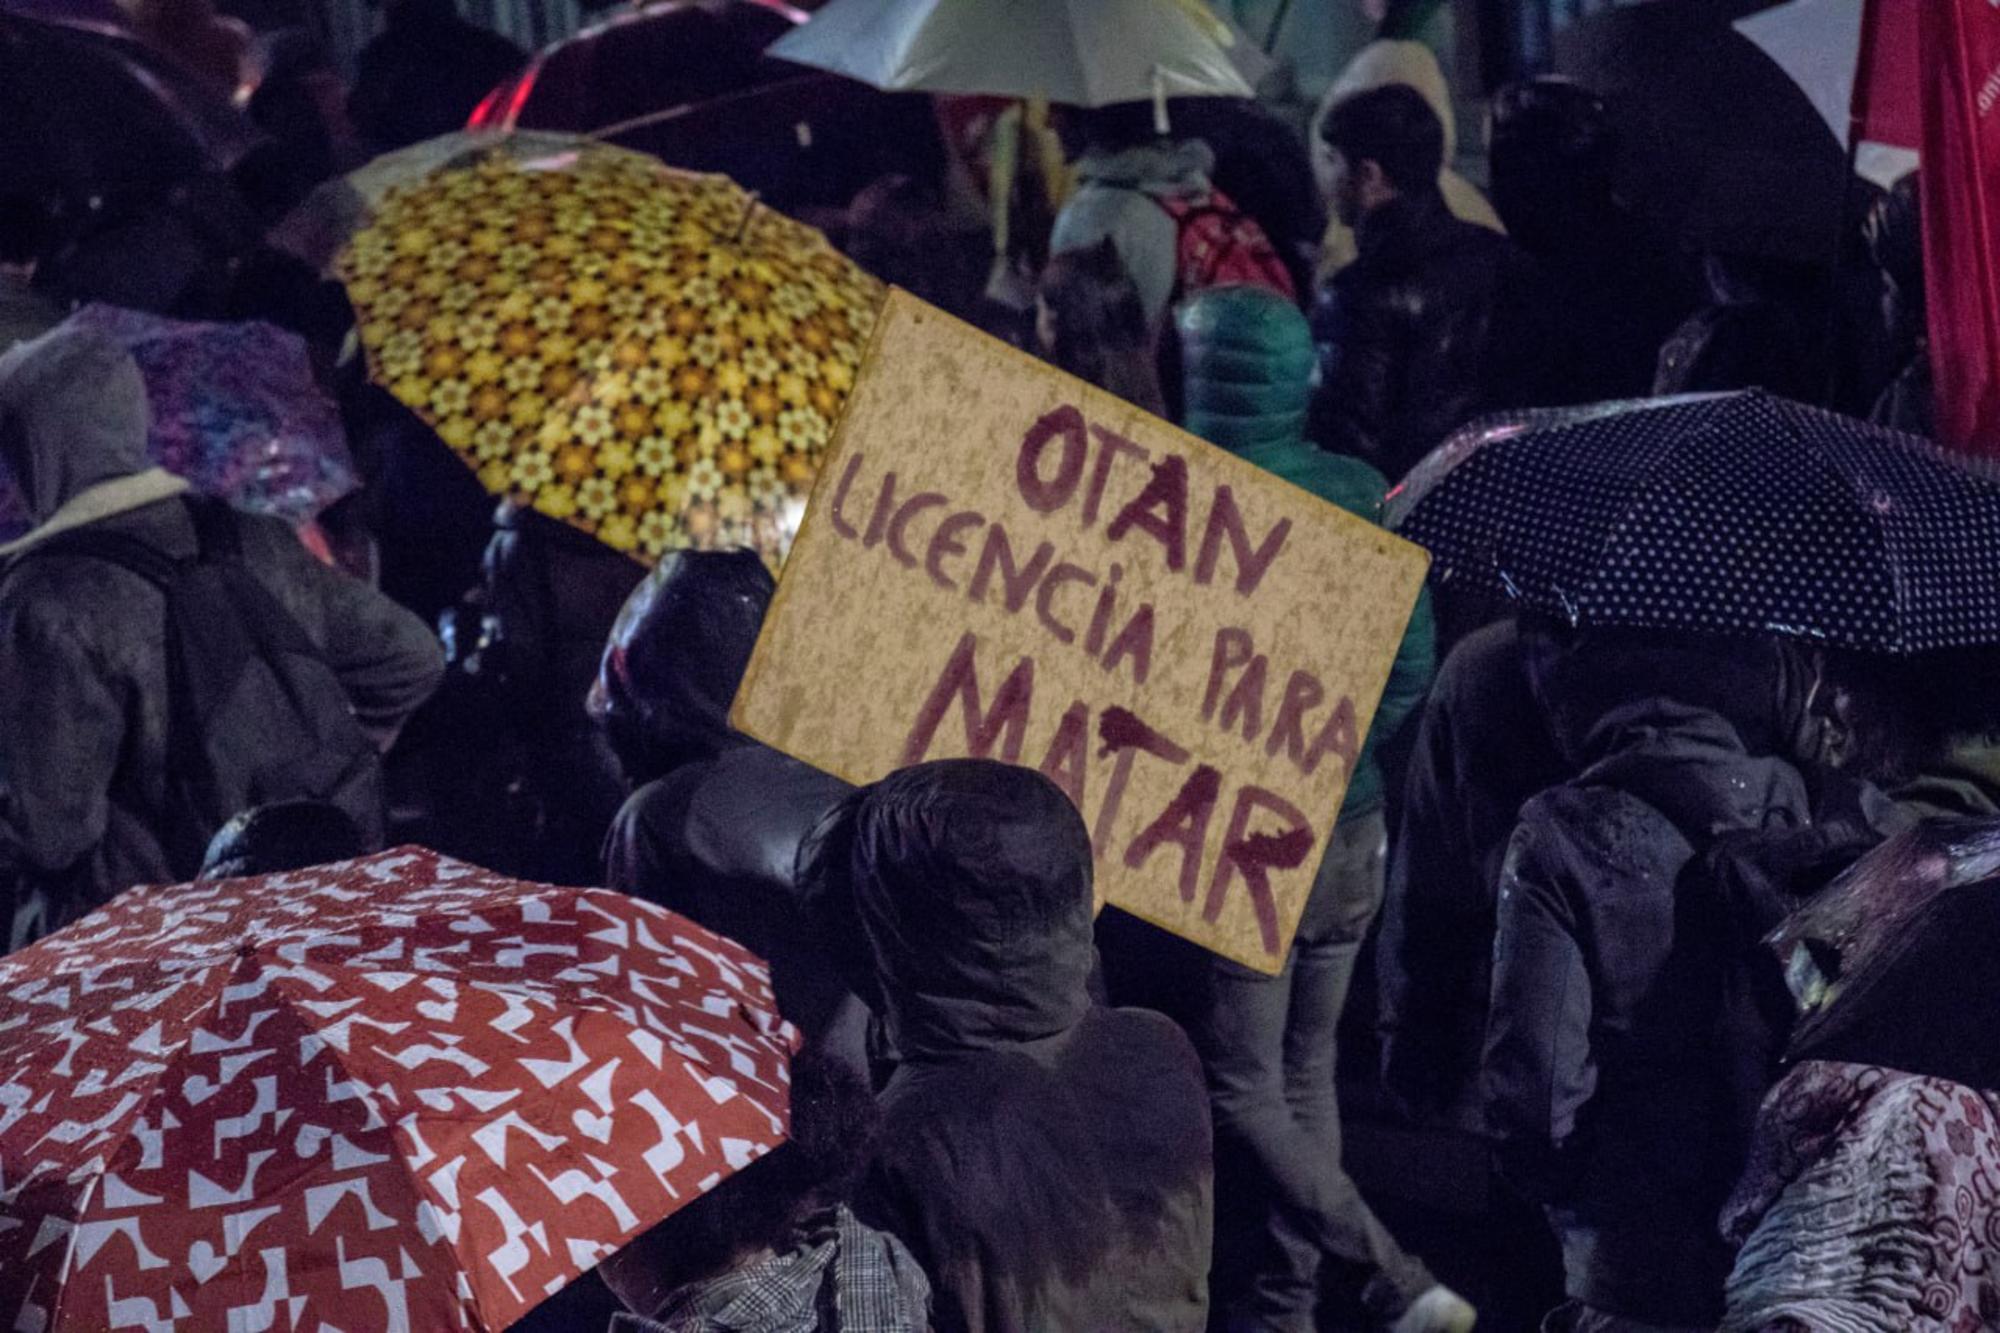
[0,307,358,541]
[0,14,261,211]
[466,0,949,216]
[1550,0,1849,260]
[1734,0,1919,146]
[767,0,1254,106]
[1386,391,2000,653]
[472,0,805,136]
[1772,818,2000,1091]
[338,145,883,568]
[0,847,795,1332]
[581,73,951,216]
[273,131,598,275]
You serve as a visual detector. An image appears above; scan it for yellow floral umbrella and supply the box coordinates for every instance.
[337,144,884,567]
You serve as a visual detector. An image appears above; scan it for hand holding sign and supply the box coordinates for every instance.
[733,291,1428,973]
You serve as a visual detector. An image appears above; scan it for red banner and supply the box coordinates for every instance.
[1857,0,1920,146]
[1920,0,2000,456]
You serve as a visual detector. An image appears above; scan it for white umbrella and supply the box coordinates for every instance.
[1733,0,1918,188]
[766,0,1254,108]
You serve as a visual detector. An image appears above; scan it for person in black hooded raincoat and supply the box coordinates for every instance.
[1482,623,1817,1332]
[802,759,1214,1333]
[595,548,854,1047]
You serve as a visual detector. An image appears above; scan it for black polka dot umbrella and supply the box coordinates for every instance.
[1385,391,2000,653]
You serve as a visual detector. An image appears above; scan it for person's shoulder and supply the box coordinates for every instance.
[1062,1007,1207,1106]
[0,560,93,639]
[615,767,711,836]
[1097,1005,1202,1067]
[604,768,711,899]
[226,507,311,554]
[1511,780,1675,891]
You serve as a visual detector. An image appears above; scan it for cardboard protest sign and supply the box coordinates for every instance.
[732,291,1428,973]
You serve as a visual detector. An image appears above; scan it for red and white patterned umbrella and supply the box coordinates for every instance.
[0,848,797,1332]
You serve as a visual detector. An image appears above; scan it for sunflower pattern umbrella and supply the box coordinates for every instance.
[338,145,884,568]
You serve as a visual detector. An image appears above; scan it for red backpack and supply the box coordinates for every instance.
[1157,188,1298,304]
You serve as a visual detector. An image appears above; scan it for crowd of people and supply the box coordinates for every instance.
[1,4,1994,1333]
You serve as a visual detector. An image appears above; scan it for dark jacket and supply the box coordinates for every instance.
[607,747,852,1038]
[815,762,1214,1333]
[1653,300,1817,401]
[1523,202,1698,406]
[0,329,442,944]
[1483,699,1811,1325]
[348,0,524,153]
[482,500,645,882]
[1178,283,1435,821]
[1310,187,1540,480]
[1870,349,1936,438]
[598,551,855,1043]
[1377,618,1565,1126]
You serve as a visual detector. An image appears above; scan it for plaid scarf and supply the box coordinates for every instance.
[613,1205,930,1333]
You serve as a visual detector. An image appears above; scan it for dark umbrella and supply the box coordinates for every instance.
[1550,0,1849,261]
[590,73,949,216]
[472,0,805,134]
[0,14,262,210]
[1772,817,2000,1091]
[469,0,945,214]
[1386,391,2000,653]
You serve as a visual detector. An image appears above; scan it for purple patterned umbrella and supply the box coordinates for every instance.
[0,306,358,542]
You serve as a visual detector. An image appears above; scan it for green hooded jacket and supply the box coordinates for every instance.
[1178,284,1436,819]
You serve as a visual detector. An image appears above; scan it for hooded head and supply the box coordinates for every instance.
[588,548,775,786]
[800,759,1094,1064]
[199,800,369,881]
[0,325,151,526]
[1519,619,1801,768]
[1178,284,1315,455]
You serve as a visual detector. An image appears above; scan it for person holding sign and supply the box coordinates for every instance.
[733,288,1435,1321]
[1174,286,1465,1333]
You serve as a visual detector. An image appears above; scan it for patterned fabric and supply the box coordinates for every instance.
[1386,390,2000,652]
[616,1205,931,1333]
[0,307,358,543]
[1721,1060,2000,1333]
[0,847,797,1332]
[338,145,883,570]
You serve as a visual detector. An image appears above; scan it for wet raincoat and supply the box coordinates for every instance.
[812,761,1214,1333]
[1377,617,1567,1127]
[1482,632,1812,1326]
[481,499,645,882]
[0,327,441,944]
[598,549,854,1041]
[1308,183,1539,481]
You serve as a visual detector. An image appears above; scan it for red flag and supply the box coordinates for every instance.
[1919,0,2000,456]
[1856,0,1920,146]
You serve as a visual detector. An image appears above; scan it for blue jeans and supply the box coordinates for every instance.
[1194,810,1435,1330]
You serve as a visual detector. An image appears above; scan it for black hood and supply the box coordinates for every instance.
[802,760,1094,1064]
[588,547,773,785]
